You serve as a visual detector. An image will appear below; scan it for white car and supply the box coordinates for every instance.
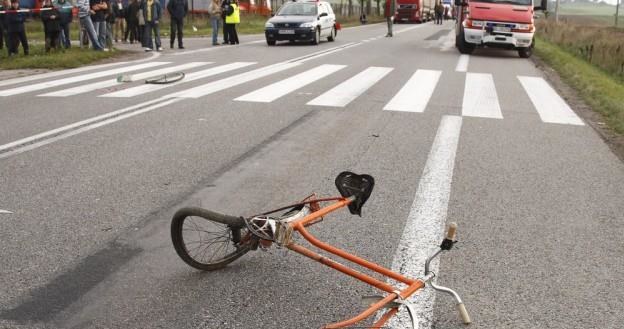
[264,0,338,46]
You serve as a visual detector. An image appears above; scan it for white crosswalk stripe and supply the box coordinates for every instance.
[100,62,257,98]
[383,69,442,113]
[307,67,393,107]
[455,55,470,72]
[39,62,210,97]
[169,63,302,99]
[1,60,587,127]
[235,64,346,103]
[462,73,503,119]
[518,76,584,125]
[0,62,130,88]
[0,62,170,97]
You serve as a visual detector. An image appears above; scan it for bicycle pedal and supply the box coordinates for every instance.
[360,296,401,309]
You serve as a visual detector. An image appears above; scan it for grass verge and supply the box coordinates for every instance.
[535,36,624,135]
[0,45,127,70]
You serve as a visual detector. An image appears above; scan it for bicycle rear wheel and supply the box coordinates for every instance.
[171,207,253,271]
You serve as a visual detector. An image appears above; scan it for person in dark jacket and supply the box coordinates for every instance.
[54,0,73,48]
[166,0,187,49]
[6,0,28,56]
[124,0,139,43]
[112,0,125,42]
[220,0,230,44]
[434,0,444,25]
[0,0,8,50]
[142,0,162,51]
[41,0,61,52]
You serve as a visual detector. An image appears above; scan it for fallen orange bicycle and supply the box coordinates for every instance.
[171,172,471,329]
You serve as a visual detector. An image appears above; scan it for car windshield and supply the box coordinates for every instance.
[276,2,318,16]
[472,0,532,5]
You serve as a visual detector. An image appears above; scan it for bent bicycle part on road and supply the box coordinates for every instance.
[170,171,470,328]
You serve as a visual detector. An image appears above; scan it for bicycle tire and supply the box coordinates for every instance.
[171,207,251,271]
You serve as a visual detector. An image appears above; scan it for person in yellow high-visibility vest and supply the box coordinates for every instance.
[224,0,239,45]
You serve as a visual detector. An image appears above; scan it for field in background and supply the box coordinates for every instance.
[535,2,624,136]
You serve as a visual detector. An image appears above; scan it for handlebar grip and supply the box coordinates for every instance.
[457,302,472,324]
[445,222,457,241]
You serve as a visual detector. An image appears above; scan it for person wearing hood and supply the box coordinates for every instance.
[6,0,29,55]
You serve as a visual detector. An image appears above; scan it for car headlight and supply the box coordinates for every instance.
[470,20,484,27]
[514,23,534,32]
[300,22,315,28]
[265,22,274,28]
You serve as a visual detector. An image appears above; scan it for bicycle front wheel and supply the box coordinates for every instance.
[171,207,252,271]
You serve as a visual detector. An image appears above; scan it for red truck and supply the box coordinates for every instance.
[454,0,547,57]
[395,0,435,23]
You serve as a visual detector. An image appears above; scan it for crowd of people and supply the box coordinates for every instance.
[0,0,241,56]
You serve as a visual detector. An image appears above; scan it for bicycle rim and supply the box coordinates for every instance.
[172,209,250,270]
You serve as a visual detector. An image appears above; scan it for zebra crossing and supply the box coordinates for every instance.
[0,60,585,126]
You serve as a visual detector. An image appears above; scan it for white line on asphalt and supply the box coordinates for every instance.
[0,62,129,88]
[387,115,463,329]
[307,66,393,107]
[170,62,302,99]
[395,24,427,34]
[289,42,360,63]
[100,62,257,98]
[0,62,170,97]
[462,73,503,119]
[384,69,441,112]
[39,62,210,97]
[235,64,346,103]
[0,40,360,158]
[0,98,182,160]
[455,55,469,72]
[172,39,266,56]
[0,209,13,214]
[518,76,584,125]
[0,51,160,89]
[0,97,167,153]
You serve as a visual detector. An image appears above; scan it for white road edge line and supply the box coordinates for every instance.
[385,115,463,329]
[0,97,168,153]
[0,98,182,160]
[0,209,13,214]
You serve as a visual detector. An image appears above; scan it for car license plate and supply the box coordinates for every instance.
[279,29,295,34]
[493,26,511,32]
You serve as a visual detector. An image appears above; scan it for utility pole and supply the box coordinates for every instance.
[555,0,560,22]
[616,0,620,27]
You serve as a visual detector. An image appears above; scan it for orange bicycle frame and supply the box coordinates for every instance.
[282,196,426,328]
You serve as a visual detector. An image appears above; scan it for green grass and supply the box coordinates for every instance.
[535,36,624,135]
[558,2,620,16]
[0,44,127,70]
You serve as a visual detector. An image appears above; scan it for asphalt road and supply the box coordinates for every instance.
[1,20,623,329]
